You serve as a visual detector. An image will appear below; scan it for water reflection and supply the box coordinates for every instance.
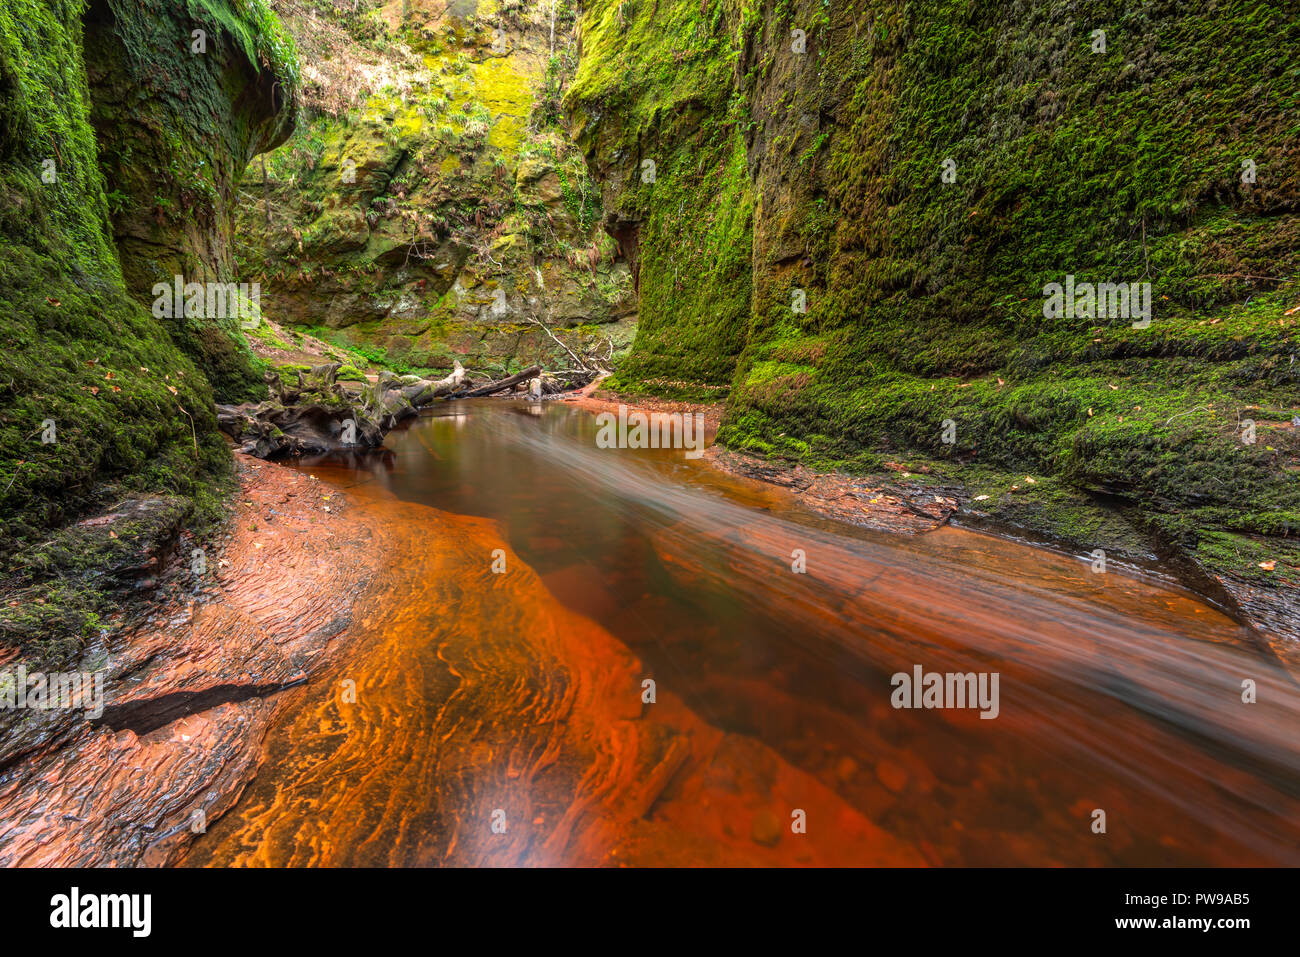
[195,400,1300,866]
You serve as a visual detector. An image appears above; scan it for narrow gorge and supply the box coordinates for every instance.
[0,0,1297,883]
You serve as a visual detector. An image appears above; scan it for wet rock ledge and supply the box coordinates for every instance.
[0,456,382,866]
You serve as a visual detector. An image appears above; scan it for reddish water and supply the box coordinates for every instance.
[186,401,1300,866]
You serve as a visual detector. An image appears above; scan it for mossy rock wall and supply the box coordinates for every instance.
[0,0,296,651]
[238,0,633,374]
[571,0,1300,580]
[85,0,298,401]
[567,0,754,397]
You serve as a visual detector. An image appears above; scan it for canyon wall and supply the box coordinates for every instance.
[236,0,634,376]
[569,0,1300,593]
[0,0,295,654]
[85,0,298,400]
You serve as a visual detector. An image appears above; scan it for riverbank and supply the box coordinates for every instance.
[567,379,947,535]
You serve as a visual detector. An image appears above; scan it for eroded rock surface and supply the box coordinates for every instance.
[0,456,378,866]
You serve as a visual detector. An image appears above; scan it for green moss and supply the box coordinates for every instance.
[0,0,292,663]
[82,0,298,402]
[186,0,300,103]
[237,8,622,367]
[574,0,1300,585]
[472,54,532,154]
[570,0,757,394]
[606,127,755,392]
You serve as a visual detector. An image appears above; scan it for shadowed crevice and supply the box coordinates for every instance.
[92,678,307,736]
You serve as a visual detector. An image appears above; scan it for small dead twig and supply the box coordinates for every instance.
[525,313,589,372]
[176,405,198,456]
[1165,405,1212,427]
[2,461,24,495]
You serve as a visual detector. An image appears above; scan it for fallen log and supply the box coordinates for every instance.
[218,363,388,457]
[451,365,542,399]
[430,360,468,396]
[398,361,467,406]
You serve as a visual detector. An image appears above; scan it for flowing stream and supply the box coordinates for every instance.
[184,401,1300,866]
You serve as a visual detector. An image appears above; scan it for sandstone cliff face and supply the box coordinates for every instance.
[566,0,754,394]
[236,0,634,376]
[85,0,298,401]
[569,0,1300,608]
[0,0,296,656]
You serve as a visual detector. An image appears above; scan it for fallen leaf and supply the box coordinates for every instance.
[1258,560,1277,571]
